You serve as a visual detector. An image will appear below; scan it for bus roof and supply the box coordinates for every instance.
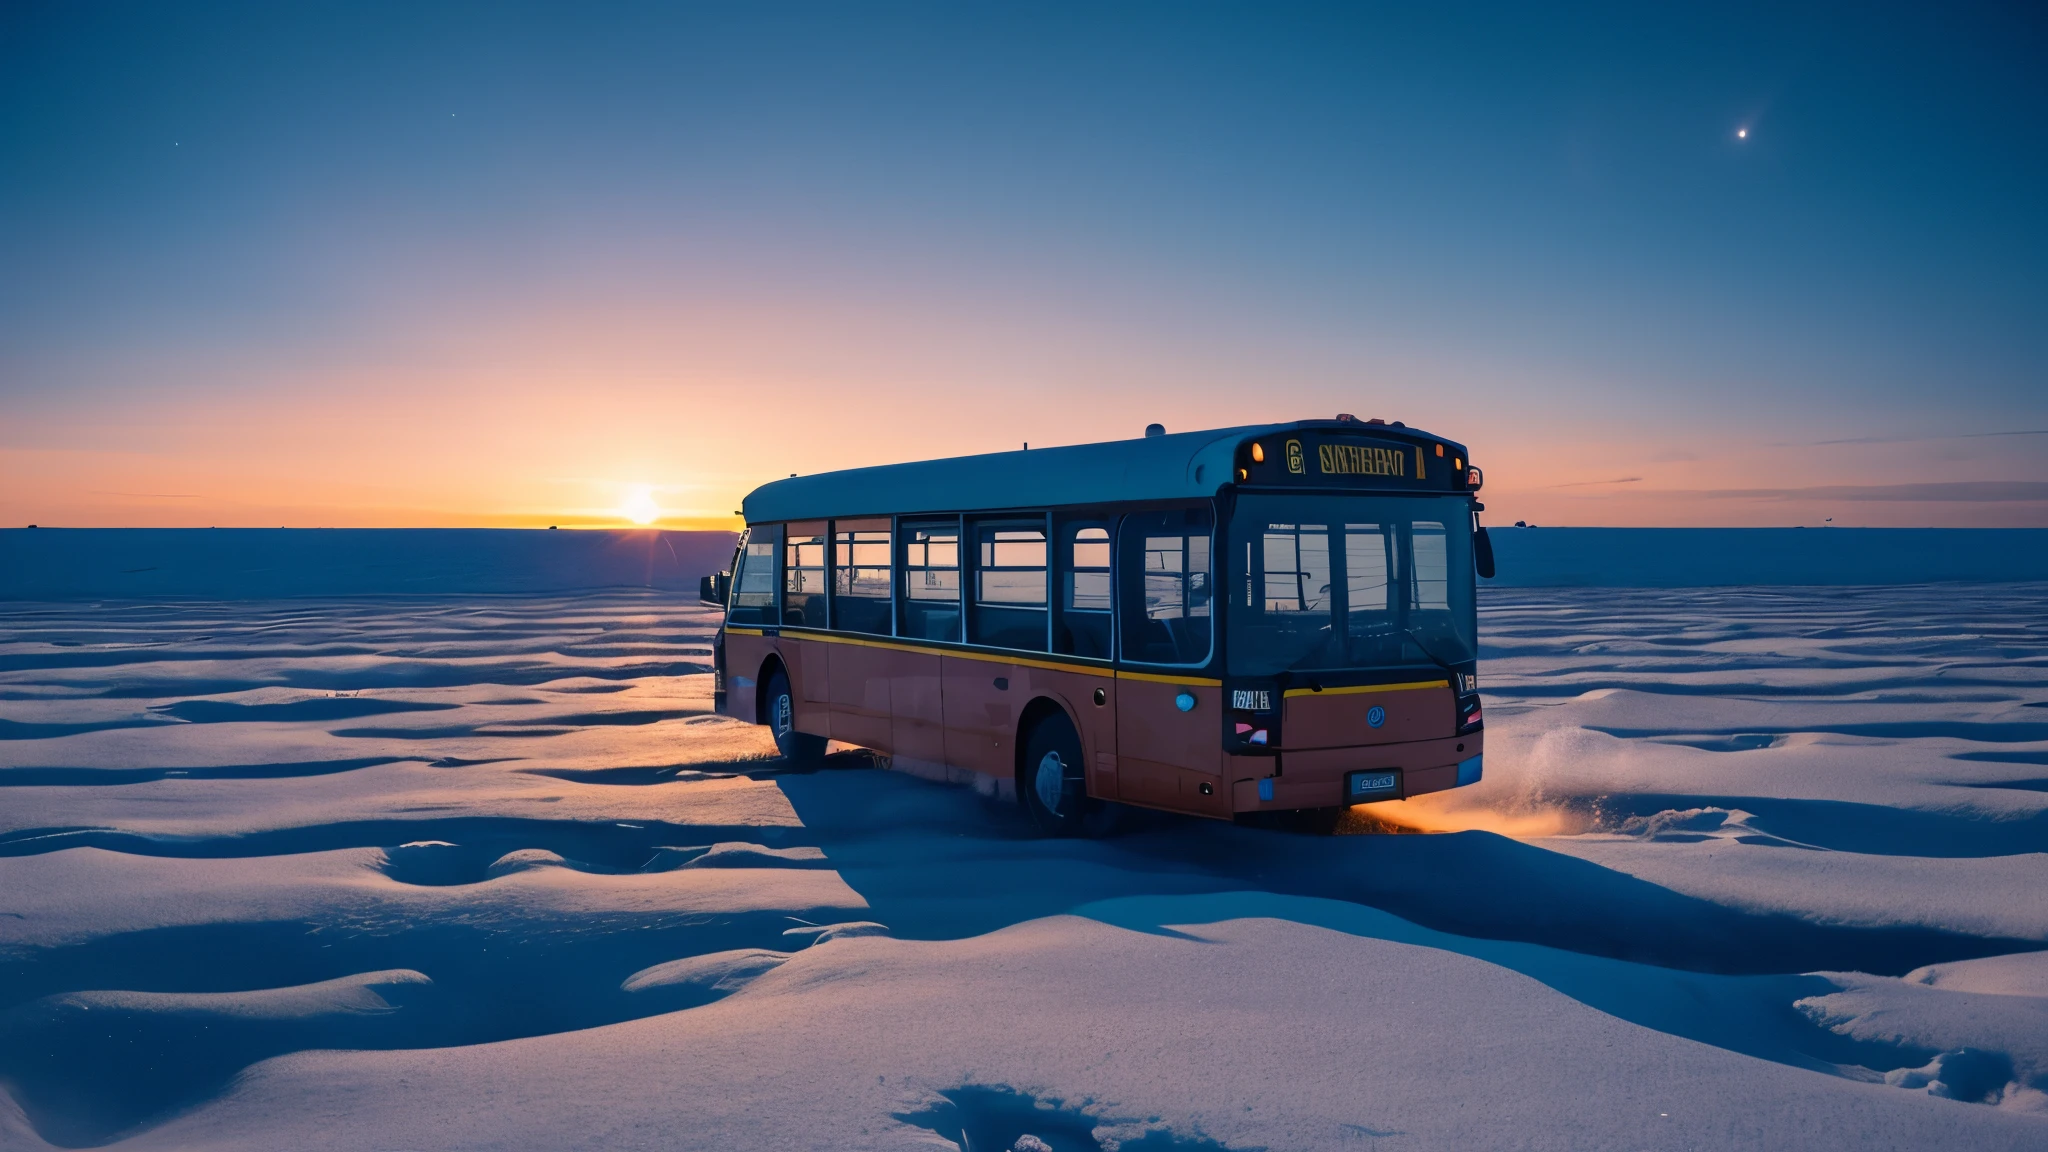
[741,419,1472,524]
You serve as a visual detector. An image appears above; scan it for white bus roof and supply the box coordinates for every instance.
[741,419,1471,524]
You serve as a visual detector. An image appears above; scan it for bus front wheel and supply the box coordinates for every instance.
[763,668,825,763]
[1020,713,1115,837]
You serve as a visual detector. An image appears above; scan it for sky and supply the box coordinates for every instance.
[2,1,2044,529]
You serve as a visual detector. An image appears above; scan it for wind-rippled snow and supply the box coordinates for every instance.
[1,586,2044,1150]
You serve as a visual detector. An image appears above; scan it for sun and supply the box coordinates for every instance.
[620,485,661,525]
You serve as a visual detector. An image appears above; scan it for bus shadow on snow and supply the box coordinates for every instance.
[780,767,2040,1102]
[774,766,2037,979]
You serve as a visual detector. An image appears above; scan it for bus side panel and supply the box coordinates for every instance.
[888,649,947,768]
[941,656,1011,778]
[828,640,893,753]
[1016,666,1118,801]
[723,631,770,724]
[787,638,831,739]
[1114,678,1227,817]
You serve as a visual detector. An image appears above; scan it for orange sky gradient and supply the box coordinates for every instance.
[6,269,2045,531]
[8,296,2042,533]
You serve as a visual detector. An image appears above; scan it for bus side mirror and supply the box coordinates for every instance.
[1473,527,1496,580]
[699,572,731,605]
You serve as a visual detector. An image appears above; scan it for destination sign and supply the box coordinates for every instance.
[1236,431,1468,492]
[1316,443,1407,477]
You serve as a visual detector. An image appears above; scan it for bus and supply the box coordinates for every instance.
[708,416,1494,835]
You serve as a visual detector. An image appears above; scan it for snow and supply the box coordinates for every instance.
[1534,834,2048,940]
[1,573,2044,1149]
[1796,970,2048,1110]
[1909,951,2048,998]
[101,916,2048,1152]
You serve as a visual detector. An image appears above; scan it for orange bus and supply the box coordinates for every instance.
[709,417,1494,834]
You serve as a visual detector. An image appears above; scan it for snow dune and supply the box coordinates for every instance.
[0,583,2043,1148]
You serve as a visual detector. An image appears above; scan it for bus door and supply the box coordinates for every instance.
[1113,509,1228,816]
[721,526,781,723]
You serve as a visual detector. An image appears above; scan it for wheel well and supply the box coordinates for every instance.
[753,655,787,726]
[1013,695,1076,784]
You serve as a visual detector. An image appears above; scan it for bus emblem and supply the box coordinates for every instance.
[1285,439,1304,474]
[1367,706,1386,728]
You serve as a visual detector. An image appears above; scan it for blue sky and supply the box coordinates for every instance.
[2,2,2043,526]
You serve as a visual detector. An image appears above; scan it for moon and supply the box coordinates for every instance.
[1737,127,1748,139]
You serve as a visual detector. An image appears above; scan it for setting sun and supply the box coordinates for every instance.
[620,485,661,525]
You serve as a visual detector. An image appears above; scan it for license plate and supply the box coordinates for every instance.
[1348,770,1399,798]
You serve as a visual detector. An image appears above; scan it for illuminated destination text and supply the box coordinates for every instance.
[1317,444,1407,477]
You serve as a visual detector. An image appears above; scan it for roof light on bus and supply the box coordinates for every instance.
[1436,445,1444,456]
[1250,442,1265,463]
[1237,467,1249,481]
[1335,413,1358,422]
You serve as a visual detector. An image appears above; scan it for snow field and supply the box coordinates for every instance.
[0,585,2043,1149]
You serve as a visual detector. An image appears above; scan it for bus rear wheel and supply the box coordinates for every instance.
[1020,712,1115,837]
[763,668,825,763]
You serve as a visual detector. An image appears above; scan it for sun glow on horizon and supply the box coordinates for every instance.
[620,485,662,525]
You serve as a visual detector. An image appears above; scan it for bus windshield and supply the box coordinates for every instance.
[1227,493,1477,676]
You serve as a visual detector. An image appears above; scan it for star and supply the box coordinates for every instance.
[1736,127,1748,139]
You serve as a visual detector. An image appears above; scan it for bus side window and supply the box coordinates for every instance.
[784,530,827,627]
[900,521,962,641]
[1055,522,1112,658]
[971,521,1049,652]
[833,523,892,635]
[727,529,780,626]
[1118,508,1213,666]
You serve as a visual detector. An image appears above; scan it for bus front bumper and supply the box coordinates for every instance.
[1229,733,1482,812]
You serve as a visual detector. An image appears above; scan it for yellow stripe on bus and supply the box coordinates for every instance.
[725,626,764,636]
[772,628,1114,677]
[1282,679,1447,698]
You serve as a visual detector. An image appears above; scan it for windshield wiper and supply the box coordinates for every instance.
[1401,625,1466,682]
